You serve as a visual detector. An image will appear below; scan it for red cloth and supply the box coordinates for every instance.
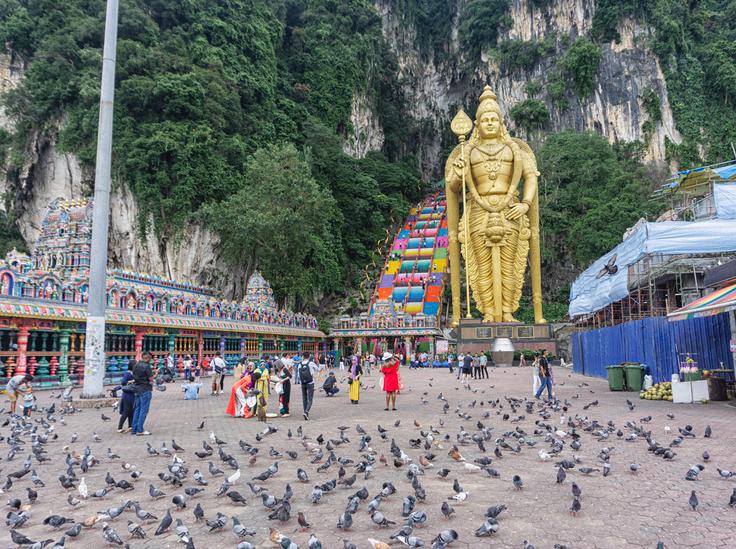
[225,374,251,417]
[381,360,400,393]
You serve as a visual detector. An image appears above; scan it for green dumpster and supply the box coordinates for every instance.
[624,363,644,391]
[606,365,625,391]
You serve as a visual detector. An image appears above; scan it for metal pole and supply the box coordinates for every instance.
[83,0,119,398]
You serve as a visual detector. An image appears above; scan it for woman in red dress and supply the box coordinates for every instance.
[380,351,400,411]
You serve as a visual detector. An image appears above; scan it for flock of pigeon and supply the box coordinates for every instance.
[2,371,735,548]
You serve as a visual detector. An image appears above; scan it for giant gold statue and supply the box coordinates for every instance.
[445,86,545,325]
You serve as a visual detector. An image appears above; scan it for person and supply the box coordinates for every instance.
[201,356,210,378]
[456,353,463,380]
[22,386,35,417]
[380,352,400,411]
[254,361,270,415]
[448,353,454,374]
[117,361,136,433]
[131,352,157,436]
[339,357,345,371]
[226,364,254,418]
[349,355,362,404]
[276,360,292,417]
[532,353,541,395]
[166,353,176,380]
[233,357,246,382]
[183,354,193,380]
[519,353,527,368]
[479,352,489,379]
[461,353,473,385]
[5,373,33,415]
[211,351,227,396]
[298,353,319,421]
[322,371,339,396]
[472,353,481,380]
[535,349,553,400]
[182,377,202,400]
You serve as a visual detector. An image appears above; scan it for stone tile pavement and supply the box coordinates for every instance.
[2,366,735,548]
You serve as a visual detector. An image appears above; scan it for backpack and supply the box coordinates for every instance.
[299,361,313,384]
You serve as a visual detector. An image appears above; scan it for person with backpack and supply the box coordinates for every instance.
[211,351,227,396]
[297,352,320,420]
[535,349,553,401]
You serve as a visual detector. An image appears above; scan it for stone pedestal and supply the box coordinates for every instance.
[457,319,556,357]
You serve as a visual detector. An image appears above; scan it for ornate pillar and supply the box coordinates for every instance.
[134,329,144,361]
[197,332,204,366]
[404,336,412,364]
[168,332,176,377]
[297,337,302,353]
[428,337,434,357]
[258,336,264,355]
[15,325,30,376]
[240,336,246,358]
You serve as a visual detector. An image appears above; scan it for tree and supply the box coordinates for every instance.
[205,144,342,306]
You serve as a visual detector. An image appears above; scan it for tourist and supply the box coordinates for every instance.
[322,371,339,396]
[535,349,553,400]
[472,353,481,379]
[117,361,136,433]
[479,352,489,379]
[183,354,193,380]
[456,353,463,380]
[233,357,246,382]
[298,352,320,420]
[183,377,202,400]
[349,355,362,404]
[131,352,157,436]
[226,364,254,418]
[254,360,270,415]
[380,352,400,411]
[461,352,473,384]
[276,360,292,417]
[339,356,345,371]
[532,353,541,395]
[201,355,210,378]
[519,352,527,368]
[5,373,33,415]
[211,351,227,396]
[22,386,35,417]
[166,352,175,380]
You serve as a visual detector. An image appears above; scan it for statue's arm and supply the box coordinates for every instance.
[444,144,464,194]
[520,150,540,206]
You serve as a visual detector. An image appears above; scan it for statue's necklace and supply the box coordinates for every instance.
[476,144,507,180]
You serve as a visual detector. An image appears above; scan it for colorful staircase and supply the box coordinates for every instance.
[369,192,449,319]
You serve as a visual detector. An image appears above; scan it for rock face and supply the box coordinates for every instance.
[0,1,684,296]
[370,0,681,179]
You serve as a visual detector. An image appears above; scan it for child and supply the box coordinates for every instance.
[183,377,203,400]
[22,386,35,417]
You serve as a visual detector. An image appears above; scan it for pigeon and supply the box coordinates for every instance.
[570,497,581,515]
[193,503,204,521]
[155,509,172,535]
[729,488,736,507]
[689,490,699,511]
[556,467,566,484]
[512,475,523,490]
[227,491,248,505]
[43,515,75,529]
[172,494,188,509]
[206,512,228,532]
[232,516,256,538]
[337,511,353,529]
[475,518,499,536]
[128,520,146,539]
[441,501,455,519]
[371,511,396,527]
[704,425,712,438]
[63,523,82,538]
[174,518,190,543]
[149,484,166,499]
[101,523,124,546]
[297,511,311,531]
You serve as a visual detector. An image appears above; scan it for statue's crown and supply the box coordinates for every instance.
[476,85,502,118]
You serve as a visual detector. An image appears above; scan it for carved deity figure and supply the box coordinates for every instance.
[445,86,545,325]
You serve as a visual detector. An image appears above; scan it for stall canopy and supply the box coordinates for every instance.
[569,218,736,317]
[667,281,736,321]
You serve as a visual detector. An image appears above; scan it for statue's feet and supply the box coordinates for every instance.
[503,313,519,322]
[483,315,495,323]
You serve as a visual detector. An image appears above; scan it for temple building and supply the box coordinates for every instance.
[0,198,324,386]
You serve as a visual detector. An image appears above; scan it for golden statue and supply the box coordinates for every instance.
[445,85,545,325]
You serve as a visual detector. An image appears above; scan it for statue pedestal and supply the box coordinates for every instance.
[457,319,556,356]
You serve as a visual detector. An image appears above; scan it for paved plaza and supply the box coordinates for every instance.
[2,367,736,548]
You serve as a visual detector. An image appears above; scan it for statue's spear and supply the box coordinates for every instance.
[450,109,474,320]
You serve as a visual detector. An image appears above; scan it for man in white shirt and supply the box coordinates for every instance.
[211,351,227,395]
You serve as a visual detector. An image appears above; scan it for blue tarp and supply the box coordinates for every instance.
[572,313,733,383]
[569,218,736,317]
[714,184,736,219]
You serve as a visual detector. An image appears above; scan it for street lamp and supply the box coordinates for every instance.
[83,0,119,398]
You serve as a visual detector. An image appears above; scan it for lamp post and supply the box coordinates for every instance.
[82,0,119,398]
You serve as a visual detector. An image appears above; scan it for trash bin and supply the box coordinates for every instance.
[606,364,625,391]
[624,363,644,391]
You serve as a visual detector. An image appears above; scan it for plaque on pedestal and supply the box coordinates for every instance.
[457,318,556,355]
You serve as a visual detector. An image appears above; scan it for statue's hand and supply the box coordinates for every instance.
[506,202,529,220]
[452,157,466,179]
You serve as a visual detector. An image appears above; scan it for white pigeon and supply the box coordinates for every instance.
[448,491,469,502]
[228,469,241,484]
[463,463,481,473]
[78,477,88,499]
[555,430,567,438]
[538,450,551,461]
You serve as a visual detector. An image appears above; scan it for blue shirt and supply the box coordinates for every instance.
[183,382,202,400]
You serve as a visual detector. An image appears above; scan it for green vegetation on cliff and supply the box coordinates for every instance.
[0,0,423,306]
